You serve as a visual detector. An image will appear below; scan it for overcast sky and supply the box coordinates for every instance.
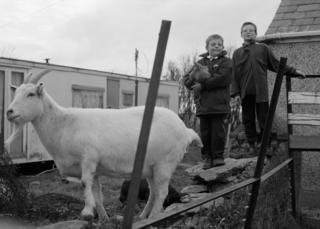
[0,0,281,77]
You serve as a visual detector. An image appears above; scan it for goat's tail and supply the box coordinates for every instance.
[186,128,203,147]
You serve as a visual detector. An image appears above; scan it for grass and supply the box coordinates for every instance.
[1,144,306,228]
[4,145,201,227]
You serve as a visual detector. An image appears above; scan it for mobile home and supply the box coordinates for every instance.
[0,57,179,164]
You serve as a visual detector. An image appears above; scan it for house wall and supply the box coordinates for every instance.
[266,40,320,136]
[265,38,320,207]
[157,83,179,113]
[136,80,179,112]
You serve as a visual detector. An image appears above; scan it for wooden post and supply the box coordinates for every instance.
[286,74,301,221]
[244,57,287,229]
[122,20,171,229]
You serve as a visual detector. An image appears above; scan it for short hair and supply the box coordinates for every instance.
[205,34,224,48]
[241,22,257,34]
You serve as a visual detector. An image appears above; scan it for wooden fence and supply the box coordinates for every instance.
[123,20,303,229]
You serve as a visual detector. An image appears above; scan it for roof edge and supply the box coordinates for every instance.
[257,30,320,43]
[0,57,178,86]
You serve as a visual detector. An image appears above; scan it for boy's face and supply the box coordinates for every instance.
[241,24,257,42]
[206,38,224,57]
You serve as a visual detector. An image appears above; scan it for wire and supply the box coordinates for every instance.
[0,0,64,29]
[137,49,149,76]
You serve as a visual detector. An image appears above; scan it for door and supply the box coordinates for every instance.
[0,71,4,154]
[107,78,120,108]
[10,71,24,158]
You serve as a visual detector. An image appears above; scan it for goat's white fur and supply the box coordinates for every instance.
[6,71,202,222]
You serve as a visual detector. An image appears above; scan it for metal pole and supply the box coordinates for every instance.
[135,79,138,106]
[244,57,287,229]
[135,48,139,106]
[122,20,171,229]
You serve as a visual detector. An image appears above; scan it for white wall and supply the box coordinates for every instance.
[137,80,179,113]
[41,70,106,108]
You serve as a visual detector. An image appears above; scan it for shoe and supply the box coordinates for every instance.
[202,158,213,170]
[266,146,273,158]
[212,159,226,167]
[248,142,257,156]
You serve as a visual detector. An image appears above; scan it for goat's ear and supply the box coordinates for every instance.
[9,84,18,90]
[36,83,44,96]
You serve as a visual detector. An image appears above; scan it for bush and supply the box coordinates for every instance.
[0,150,28,216]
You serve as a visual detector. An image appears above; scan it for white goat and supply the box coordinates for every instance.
[6,70,202,223]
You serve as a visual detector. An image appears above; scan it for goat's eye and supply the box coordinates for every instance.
[27,92,35,97]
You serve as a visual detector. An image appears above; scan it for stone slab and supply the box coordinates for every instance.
[180,185,207,194]
[36,220,89,229]
[186,158,257,182]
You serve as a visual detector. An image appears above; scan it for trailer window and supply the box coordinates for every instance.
[156,95,169,108]
[72,85,104,108]
[122,91,134,107]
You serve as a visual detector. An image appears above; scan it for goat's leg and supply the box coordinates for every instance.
[92,176,109,224]
[148,165,171,218]
[139,177,155,219]
[80,161,97,222]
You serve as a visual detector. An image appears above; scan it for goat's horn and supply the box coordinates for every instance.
[29,69,51,84]
[23,72,33,84]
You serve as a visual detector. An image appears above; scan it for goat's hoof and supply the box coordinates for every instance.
[80,213,94,223]
[97,221,109,229]
[98,216,110,225]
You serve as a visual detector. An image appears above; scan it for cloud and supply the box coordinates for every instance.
[0,0,281,76]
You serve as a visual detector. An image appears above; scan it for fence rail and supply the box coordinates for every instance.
[133,158,294,228]
[133,178,258,228]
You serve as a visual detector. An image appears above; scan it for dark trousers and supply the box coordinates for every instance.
[242,95,269,146]
[199,114,227,160]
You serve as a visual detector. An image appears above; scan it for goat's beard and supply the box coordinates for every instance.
[5,123,24,149]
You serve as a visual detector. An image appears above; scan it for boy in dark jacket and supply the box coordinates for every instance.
[231,22,305,155]
[184,34,232,169]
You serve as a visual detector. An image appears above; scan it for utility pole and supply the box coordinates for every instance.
[134,48,139,106]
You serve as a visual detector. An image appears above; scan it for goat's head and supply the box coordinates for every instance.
[7,83,45,124]
[5,70,50,146]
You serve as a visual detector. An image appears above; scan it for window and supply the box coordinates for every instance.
[11,71,24,98]
[72,85,104,108]
[122,91,134,107]
[156,95,169,108]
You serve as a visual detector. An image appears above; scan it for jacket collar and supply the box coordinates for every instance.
[242,39,256,49]
[199,50,227,60]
